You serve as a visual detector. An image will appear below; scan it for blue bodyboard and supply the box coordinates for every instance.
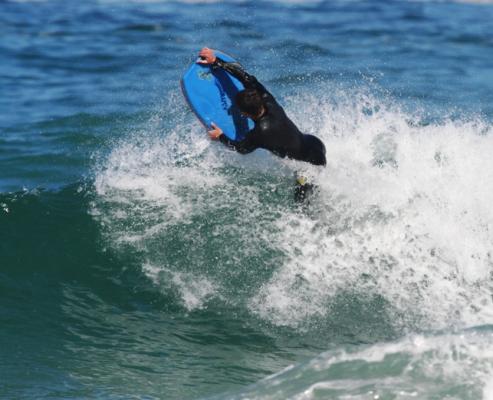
[181,51,254,141]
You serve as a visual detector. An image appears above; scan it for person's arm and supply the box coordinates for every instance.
[208,122,258,154]
[219,132,258,154]
[213,58,271,97]
[198,47,271,97]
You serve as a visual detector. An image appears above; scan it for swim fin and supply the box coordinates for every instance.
[294,175,313,203]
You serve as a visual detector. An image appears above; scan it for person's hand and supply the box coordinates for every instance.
[198,47,216,65]
[208,122,223,140]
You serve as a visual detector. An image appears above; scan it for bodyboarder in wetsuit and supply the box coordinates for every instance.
[198,48,326,200]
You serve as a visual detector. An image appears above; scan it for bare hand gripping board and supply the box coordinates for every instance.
[181,51,254,141]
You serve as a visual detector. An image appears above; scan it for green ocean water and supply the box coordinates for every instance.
[2,0,493,399]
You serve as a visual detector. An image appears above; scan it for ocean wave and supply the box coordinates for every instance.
[92,85,493,337]
[211,327,493,399]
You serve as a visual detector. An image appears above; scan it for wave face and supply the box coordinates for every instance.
[94,88,493,332]
[90,88,493,398]
[213,328,493,400]
[2,0,493,399]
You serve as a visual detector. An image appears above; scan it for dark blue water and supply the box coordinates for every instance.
[2,1,493,399]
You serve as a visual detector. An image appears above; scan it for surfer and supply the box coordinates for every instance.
[197,47,326,201]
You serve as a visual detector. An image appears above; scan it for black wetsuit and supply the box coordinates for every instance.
[213,58,327,166]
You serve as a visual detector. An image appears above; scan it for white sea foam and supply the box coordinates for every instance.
[250,89,493,330]
[143,263,218,310]
[93,86,493,329]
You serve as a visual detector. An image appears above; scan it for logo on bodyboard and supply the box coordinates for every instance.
[197,70,213,81]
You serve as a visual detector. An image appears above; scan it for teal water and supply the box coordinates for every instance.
[2,0,493,399]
